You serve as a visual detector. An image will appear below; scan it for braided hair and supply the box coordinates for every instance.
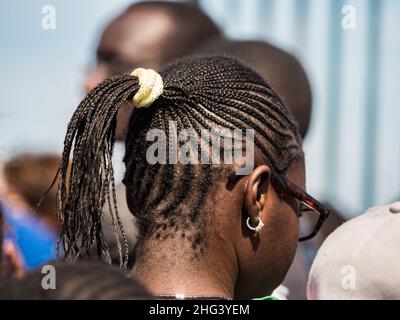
[56,55,303,267]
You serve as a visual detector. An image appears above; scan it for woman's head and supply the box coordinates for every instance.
[57,55,306,298]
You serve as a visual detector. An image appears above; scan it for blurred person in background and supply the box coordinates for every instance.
[0,260,153,300]
[308,201,400,299]
[196,39,346,299]
[1,160,24,280]
[82,1,222,268]
[0,201,25,281]
[85,1,221,140]
[0,153,60,269]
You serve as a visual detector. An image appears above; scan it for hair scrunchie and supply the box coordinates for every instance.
[130,68,164,108]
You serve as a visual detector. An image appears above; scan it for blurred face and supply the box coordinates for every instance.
[84,8,173,93]
[233,160,305,299]
[84,9,175,141]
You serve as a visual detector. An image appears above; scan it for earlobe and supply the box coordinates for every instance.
[243,165,271,231]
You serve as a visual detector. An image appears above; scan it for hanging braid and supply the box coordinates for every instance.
[57,55,303,266]
[57,75,140,268]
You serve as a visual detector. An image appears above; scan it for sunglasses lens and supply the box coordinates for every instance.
[298,201,320,240]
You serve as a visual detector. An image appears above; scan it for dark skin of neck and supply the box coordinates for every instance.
[133,234,237,299]
[131,160,303,299]
[132,176,243,299]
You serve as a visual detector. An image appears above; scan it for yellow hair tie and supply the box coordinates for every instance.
[130,68,164,108]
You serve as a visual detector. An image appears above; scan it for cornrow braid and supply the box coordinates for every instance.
[56,55,303,266]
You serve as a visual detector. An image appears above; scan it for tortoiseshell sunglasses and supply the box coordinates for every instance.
[271,172,330,241]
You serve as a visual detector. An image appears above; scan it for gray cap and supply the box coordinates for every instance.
[307,201,400,300]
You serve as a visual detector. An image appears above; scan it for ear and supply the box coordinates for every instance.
[243,165,271,228]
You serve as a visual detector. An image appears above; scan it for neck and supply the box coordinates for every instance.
[132,234,238,299]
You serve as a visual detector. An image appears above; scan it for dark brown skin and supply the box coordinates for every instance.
[132,157,304,299]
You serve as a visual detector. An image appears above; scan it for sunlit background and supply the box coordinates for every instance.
[1,0,399,218]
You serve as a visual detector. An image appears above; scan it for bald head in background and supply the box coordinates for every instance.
[85,1,221,92]
[85,1,221,140]
[197,40,312,138]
